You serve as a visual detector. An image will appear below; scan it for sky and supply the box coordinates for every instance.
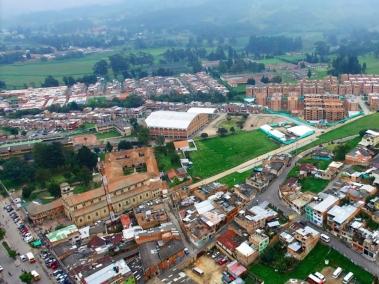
[1,0,121,16]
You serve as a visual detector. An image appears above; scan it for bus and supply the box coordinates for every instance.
[342,272,354,284]
[307,274,323,284]
[192,267,204,276]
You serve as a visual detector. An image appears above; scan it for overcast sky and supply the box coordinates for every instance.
[1,0,121,16]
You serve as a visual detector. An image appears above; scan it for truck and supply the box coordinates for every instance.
[26,252,36,263]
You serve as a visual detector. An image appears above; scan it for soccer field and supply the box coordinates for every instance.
[188,130,279,179]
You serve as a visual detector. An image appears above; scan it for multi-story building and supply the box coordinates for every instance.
[368,93,379,111]
[305,194,339,227]
[327,204,360,236]
[267,93,282,111]
[288,226,320,260]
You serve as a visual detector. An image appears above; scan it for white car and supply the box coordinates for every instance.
[24,236,34,243]
[0,265,3,272]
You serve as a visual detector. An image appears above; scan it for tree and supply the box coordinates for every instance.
[137,128,150,145]
[156,135,165,146]
[77,146,98,170]
[247,78,256,85]
[118,140,133,150]
[22,185,35,199]
[200,133,208,139]
[359,129,368,137]
[32,142,65,169]
[19,272,33,284]
[77,167,92,185]
[333,144,348,161]
[93,59,108,77]
[307,68,312,79]
[48,183,61,198]
[217,127,228,137]
[0,158,34,186]
[261,75,270,84]
[42,75,59,87]
[63,76,76,87]
[0,80,6,90]
[230,127,236,134]
[329,54,362,76]
[124,94,144,108]
[105,142,113,152]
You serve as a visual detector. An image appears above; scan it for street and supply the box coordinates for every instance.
[0,199,52,284]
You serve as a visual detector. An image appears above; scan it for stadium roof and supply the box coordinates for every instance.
[145,111,198,130]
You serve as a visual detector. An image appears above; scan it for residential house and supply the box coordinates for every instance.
[305,194,340,227]
[287,226,320,260]
[327,204,360,236]
[345,146,375,166]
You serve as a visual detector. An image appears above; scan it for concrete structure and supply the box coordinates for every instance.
[327,205,360,236]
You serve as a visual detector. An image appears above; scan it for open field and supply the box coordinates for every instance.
[294,113,379,154]
[188,130,279,179]
[249,243,373,284]
[95,130,121,140]
[217,171,251,187]
[359,54,379,74]
[0,47,168,89]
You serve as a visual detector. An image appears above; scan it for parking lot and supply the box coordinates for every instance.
[184,254,225,284]
[0,199,72,284]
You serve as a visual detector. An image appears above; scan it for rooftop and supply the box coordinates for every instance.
[328,204,359,224]
[145,111,199,130]
[46,224,78,243]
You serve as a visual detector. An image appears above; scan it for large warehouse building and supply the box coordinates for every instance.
[145,110,209,139]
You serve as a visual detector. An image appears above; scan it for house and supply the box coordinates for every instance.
[249,229,269,254]
[359,130,379,147]
[246,172,271,192]
[316,161,344,180]
[345,146,375,166]
[288,226,320,260]
[46,224,80,246]
[299,163,317,178]
[82,259,134,284]
[140,239,185,280]
[327,204,360,236]
[235,202,278,233]
[235,242,259,266]
[216,229,245,257]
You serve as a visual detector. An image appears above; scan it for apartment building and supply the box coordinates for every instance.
[368,93,379,111]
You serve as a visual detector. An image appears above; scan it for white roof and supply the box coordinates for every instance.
[145,111,199,130]
[187,107,217,114]
[312,195,339,213]
[236,241,256,256]
[328,205,358,224]
[366,130,379,137]
[84,259,131,284]
[288,241,302,252]
[248,205,277,222]
[287,125,314,137]
[195,200,214,215]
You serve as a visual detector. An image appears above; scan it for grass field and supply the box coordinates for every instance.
[188,130,279,179]
[300,177,330,193]
[249,243,373,284]
[95,130,121,140]
[359,54,379,74]
[0,47,168,89]
[217,171,251,187]
[294,113,379,155]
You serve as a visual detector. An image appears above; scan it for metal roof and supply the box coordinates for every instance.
[145,111,199,130]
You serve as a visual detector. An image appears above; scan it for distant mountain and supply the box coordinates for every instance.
[5,0,379,34]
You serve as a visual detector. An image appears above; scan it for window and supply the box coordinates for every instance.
[87,216,91,220]
[96,212,99,217]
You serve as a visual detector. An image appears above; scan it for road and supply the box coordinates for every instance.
[0,199,52,284]
[189,134,319,189]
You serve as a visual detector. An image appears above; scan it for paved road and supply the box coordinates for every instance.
[0,199,52,284]
[358,96,372,115]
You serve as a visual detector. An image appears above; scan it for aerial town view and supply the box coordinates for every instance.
[1,1,379,284]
